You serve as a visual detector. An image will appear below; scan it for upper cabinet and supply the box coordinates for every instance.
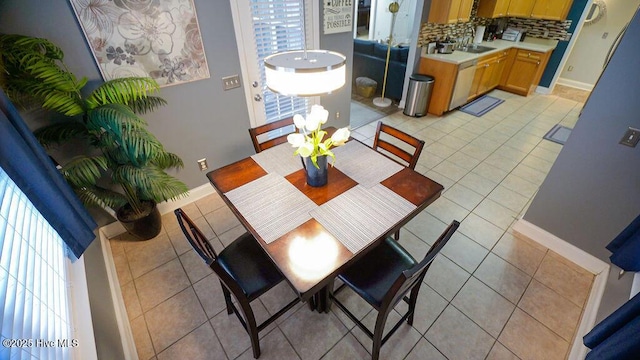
[476,0,573,20]
[531,0,572,20]
[506,0,536,18]
[428,0,474,24]
[476,0,511,18]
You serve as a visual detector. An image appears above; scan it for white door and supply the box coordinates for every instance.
[230,0,316,127]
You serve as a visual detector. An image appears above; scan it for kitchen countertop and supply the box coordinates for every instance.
[422,38,558,65]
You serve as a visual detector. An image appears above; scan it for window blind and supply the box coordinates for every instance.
[0,166,73,360]
[251,0,310,122]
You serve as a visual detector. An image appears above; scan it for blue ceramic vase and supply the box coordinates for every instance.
[303,155,328,187]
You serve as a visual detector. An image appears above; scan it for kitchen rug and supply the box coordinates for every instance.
[543,124,573,145]
[459,95,504,117]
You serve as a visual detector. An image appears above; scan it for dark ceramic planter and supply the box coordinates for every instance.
[116,200,162,240]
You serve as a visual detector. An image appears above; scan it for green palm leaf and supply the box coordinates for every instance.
[127,96,168,114]
[151,152,184,169]
[60,155,108,187]
[74,186,127,210]
[86,77,160,109]
[34,121,89,148]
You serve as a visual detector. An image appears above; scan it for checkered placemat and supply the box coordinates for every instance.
[310,184,416,253]
[333,141,404,187]
[225,173,317,243]
[251,142,303,176]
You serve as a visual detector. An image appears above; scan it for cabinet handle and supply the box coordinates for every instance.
[537,61,540,65]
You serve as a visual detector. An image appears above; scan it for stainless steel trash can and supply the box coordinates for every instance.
[403,74,434,117]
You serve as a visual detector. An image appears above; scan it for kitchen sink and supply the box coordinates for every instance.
[458,45,496,54]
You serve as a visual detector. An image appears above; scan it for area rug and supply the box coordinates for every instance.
[543,124,573,145]
[459,95,505,117]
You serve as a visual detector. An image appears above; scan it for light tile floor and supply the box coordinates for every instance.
[111,89,595,360]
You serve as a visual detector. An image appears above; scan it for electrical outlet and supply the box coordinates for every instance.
[222,75,240,91]
[620,128,640,147]
[197,158,208,171]
[336,111,340,119]
[567,65,574,72]
[602,32,609,39]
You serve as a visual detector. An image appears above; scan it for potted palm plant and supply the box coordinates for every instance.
[0,34,188,239]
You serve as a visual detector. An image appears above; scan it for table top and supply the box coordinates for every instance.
[207,140,443,301]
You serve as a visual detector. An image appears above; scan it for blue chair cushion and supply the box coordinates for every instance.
[217,232,284,299]
[338,237,417,308]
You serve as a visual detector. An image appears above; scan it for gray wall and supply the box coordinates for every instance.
[523,8,640,320]
[0,0,352,192]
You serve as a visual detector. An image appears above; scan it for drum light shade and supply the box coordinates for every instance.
[264,50,346,96]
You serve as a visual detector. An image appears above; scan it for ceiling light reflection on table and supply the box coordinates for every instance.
[288,233,339,280]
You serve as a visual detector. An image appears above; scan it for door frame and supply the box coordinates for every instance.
[229,0,321,128]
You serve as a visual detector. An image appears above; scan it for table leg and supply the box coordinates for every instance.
[309,279,334,313]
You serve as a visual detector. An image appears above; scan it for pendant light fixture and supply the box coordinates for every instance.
[264,1,346,97]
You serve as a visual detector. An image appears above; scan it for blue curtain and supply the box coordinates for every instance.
[583,292,640,359]
[607,214,640,271]
[0,88,96,258]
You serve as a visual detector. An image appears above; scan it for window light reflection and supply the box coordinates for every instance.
[288,234,339,280]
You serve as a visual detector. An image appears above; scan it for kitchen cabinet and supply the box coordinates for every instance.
[506,0,536,18]
[468,50,509,101]
[428,0,474,24]
[500,49,551,96]
[476,0,511,18]
[477,0,573,20]
[531,0,572,20]
[418,58,459,115]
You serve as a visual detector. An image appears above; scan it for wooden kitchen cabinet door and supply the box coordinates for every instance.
[476,0,511,18]
[428,0,474,24]
[507,0,536,18]
[501,50,549,96]
[531,0,573,20]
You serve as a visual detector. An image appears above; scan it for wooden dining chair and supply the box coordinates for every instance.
[372,121,425,170]
[330,220,459,360]
[174,208,300,359]
[373,121,426,239]
[248,117,295,153]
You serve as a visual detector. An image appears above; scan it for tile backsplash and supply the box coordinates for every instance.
[418,0,572,46]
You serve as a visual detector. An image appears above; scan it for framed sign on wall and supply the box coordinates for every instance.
[324,0,354,34]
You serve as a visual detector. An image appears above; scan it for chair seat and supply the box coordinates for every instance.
[338,237,416,308]
[218,233,284,299]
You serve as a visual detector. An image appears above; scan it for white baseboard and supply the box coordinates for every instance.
[512,219,608,274]
[100,183,215,239]
[535,85,552,95]
[556,78,594,92]
[98,228,138,360]
[512,219,610,360]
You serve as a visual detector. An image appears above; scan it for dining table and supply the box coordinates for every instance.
[206,135,443,312]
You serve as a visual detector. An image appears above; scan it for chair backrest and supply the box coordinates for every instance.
[248,117,295,153]
[372,121,425,169]
[383,220,459,308]
[174,208,218,265]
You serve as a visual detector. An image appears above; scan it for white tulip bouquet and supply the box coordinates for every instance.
[287,105,351,168]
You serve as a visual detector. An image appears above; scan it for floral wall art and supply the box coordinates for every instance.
[70,0,210,87]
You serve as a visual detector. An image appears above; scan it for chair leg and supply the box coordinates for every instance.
[236,299,261,359]
[394,230,400,240]
[406,286,420,326]
[372,310,390,360]
[221,284,233,315]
